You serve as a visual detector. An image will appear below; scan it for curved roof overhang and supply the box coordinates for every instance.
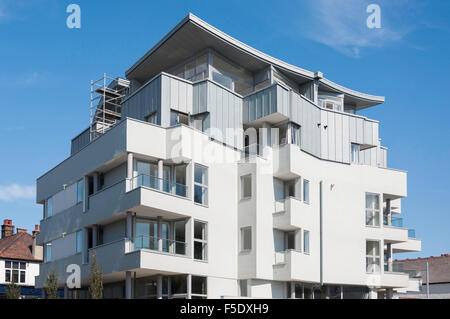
[126,13,384,109]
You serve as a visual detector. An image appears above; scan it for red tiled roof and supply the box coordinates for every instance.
[0,233,42,262]
[395,254,450,284]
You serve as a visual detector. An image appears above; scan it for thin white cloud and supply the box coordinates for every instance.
[297,0,420,57]
[0,184,35,202]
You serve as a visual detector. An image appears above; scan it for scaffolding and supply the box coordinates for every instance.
[90,73,130,141]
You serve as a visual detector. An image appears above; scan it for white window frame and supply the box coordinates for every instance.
[303,179,310,204]
[303,230,310,254]
[194,164,208,206]
[193,220,208,261]
[240,174,252,200]
[365,193,381,227]
[4,260,26,284]
[240,227,252,252]
[44,243,52,263]
[366,240,381,273]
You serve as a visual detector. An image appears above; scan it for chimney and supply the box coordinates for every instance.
[32,225,40,237]
[32,225,43,260]
[17,228,27,234]
[1,219,15,238]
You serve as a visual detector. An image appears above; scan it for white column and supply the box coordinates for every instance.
[125,271,132,299]
[157,275,163,299]
[168,277,172,299]
[387,243,393,272]
[368,288,378,299]
[187,274,192,299]
[290,282,295,299]
[127,153,134,191]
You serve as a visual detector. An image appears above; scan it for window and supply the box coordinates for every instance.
[76,230,83,254]
[194,221,207,261]
[170,110,189,126]
[351,143,360,164]
[239,280,248,297]
[211,54,254,95]
[145,112,158,124]
[4,260,26,283]
[365,193,380,227]
[191,114,206,132]
[241,227,252,251]
[291,124,301,147]
[45,197,53,218]
[303,230,310,254]
[285,231,296,250]
[240,175,252,199]
[191,276,207,299]
[77,179,84,203]
[366,240,380,273]
[45,243,52,263]
[303,179,310,204]
[194,164,208,205]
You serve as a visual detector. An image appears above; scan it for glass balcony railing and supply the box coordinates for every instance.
[408,229,416,238]
[131,174,188,198]
[132,235,186,256]
[383,216,403,227]
[242,143,260,159]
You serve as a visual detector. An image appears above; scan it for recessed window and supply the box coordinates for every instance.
[194,221,208,261]
[77,179,84,203]
[365,193,380,227]
[240,175,252,200]
[241,227,252,251]
[145,112,158,124]
[303,230,310,254]
[285,231,296,250]
[366,240,380,273]
[291,123,301,147]
[76,230,83,254]
[170,110,189,126]
[45,243,52,263]
[351,143,360,164]
[194,164,208,205]
[239,280,248,297]
[45,197,53,219]
[303,179,310,204]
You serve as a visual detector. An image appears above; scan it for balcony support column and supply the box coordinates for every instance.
[387,243,393,272]
[127,153,134,191]
[157,275,163,299]
[187,274,192,299]
[368,288,378,299]
[290,282,295,299]
[168,277,172,299]
[386,288,394,299]
[125,271,132,299]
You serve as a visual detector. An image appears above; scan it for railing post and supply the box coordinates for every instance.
[157,216,163,252]
[158,160,164,191]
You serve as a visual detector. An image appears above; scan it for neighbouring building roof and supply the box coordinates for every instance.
[396,254,450,284]
[0,232,41,262]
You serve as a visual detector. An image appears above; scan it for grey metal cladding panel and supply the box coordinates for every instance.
[122,76,161,121]
[243,99,249,123]
[335,113,343,163]
[342,116,350,163]
[71,128,90,155]
[328,112,336,161]
[349,116,357,143]
[320,110,328,159]
[193,81,207,114]
[363,120,373,146]
[356,117,364,144]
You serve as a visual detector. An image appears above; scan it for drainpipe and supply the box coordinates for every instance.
[426,262,430,299]
[319,181,323,287]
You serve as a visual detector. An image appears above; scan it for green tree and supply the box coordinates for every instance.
[45,270,59,299]
[6,279,21,299]
[89,252,103,299]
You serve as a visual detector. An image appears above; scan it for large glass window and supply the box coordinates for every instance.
[240,175,252,200]
[194,221,208,261]
[170,54,208,82]
[303,230,310,254]
[285,231,296,250]
[211,54,253,95]
[4,260,26,283]
[194,164,208,205]
[241,227,252,251]
[145,112,158,124]
[351,143,360,164]
[365,193,380,227]
[77,179,84,203]
[303,179,310,204]
[76,230,83,254]
[170,110,189,126]
[366,240,380,273]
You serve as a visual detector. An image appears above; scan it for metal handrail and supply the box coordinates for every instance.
[131,174,188,197]
[132,235,186,255]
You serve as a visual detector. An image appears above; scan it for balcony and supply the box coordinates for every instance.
[273,250,320,282]
[132,235,186,256]
[131,174,188,198]
[273,197,313,231]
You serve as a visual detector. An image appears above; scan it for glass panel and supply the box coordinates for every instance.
[46,197,53,218]
[303,231,310,253]
[242,227,252,251]
[194,242,207,260]
[241,175,252,199]
[194,222,207,240]
[303,180,310,203]
[20,271,25,283]
[76,231,83,253]
[13,261,19,269]
[192,276,207,295]
[212,71,233,90]
[5,261,11,268]
[366,194,379,210]
[185,61,195,80]
[196,55,207,74]
[286,231,295,250]
[240,280,248,297]
[12,270,19,283]
[5,270,11,282]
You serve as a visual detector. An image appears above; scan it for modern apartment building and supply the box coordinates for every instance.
[35,14,421,299]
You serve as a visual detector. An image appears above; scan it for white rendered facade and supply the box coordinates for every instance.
[35,14,421,299]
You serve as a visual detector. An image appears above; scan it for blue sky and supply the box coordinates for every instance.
[0,0,448,258]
